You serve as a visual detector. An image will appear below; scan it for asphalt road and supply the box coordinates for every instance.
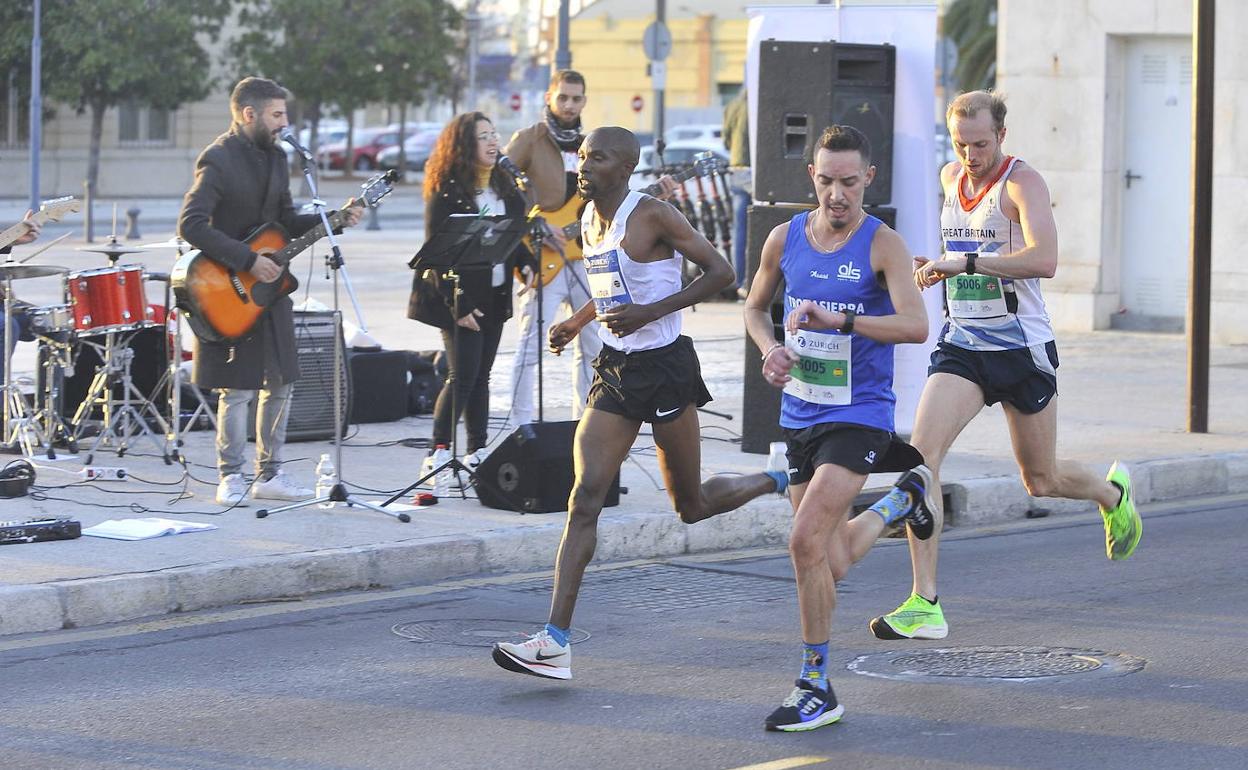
[1,495,1245,770]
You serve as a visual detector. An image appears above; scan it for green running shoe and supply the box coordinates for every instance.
[869,592,948,640]
[1102,461,1142,561]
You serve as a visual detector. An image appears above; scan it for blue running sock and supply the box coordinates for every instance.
[868,486,913,525]
[799,641,829,690]
[544,622,569,647]
[764,470,788,495]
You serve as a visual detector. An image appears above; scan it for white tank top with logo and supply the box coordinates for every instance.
[940,156,1053,351]
[581,190,682,353]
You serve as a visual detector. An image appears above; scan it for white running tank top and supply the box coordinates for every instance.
[940,156,1053,351]
[582,190,682,353]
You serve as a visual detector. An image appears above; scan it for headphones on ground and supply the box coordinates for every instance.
[0,459,36,498]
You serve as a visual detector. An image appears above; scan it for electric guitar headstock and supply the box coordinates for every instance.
[0,196,81,252]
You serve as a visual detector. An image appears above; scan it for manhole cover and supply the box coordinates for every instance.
[848,646,1146,683]
[498,563,795,612]
[391,618,591,647]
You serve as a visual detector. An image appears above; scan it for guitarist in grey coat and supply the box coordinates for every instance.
[178,76,362,505]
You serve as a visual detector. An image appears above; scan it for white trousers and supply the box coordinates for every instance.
[508,259,602,425]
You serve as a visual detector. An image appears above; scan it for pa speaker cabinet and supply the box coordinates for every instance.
[755,40,896,207]
[249,311,350,442]
[347,349,409,424]
[476,421,620,514]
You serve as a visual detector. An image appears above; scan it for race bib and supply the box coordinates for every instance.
[946,253,1007,318]
[783,329,852,406]
[585,249,633,314]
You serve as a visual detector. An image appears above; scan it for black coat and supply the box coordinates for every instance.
[407,177,534,330]
[178,125,320,389]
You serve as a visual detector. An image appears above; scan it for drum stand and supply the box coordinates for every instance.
[150,285,217,464]
[30,333,78,460]
[1,274,45,455]
[71,329,172,464]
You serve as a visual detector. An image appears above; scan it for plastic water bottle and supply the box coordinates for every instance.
[432,444,452,498]
[315,454,336,509]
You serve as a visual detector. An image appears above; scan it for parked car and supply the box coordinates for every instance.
[282,120,348,166]
[663,123,725,149]
[317,126,404,171]
[377,128,442,172]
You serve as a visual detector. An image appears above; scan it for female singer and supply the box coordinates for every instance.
[408,112,533,479]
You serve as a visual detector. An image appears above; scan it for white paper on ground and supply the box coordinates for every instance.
[81,517,218,541]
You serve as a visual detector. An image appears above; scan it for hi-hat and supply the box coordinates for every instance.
[140,237,191,250]
[0,263,69,279]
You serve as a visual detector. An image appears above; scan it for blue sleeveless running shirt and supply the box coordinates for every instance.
[779,211,896,432]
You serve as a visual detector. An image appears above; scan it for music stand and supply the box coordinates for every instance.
[382,213,528,508]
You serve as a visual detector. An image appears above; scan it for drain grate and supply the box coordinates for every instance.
[499,563,794,612]
[392,618,591,647]
[848,645,1146,683]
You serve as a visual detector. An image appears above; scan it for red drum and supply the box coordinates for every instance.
[65,265,153,335]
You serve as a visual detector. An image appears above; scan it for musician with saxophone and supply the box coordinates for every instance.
[178,77,362,506]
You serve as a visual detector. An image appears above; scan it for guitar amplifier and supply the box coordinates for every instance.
[0,516,82,545]
[247,311,350,442]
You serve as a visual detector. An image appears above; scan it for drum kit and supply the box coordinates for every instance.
[1,235,215,464]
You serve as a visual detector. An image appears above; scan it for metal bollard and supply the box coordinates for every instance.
[366,204,381,231]
[125,207,142,240]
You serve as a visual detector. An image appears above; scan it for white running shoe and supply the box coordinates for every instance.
[492,630,572,680]
[251,470,313,501]
[216,473,248,506]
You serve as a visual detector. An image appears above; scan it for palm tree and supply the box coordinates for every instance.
[944,0,997,93]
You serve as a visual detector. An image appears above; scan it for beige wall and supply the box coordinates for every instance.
[997,0,1247,342]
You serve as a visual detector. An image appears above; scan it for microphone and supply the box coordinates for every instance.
[497,154,529,189]
[280,128,314,162]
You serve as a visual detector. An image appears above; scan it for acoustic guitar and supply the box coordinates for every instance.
[525,152,719,287]
[172,169,396,343]
[0,197,81,252]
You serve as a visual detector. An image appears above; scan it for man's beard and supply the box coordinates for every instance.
[249,123,276,149]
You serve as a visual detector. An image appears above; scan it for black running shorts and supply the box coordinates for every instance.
[782,422,895,484]
[929,340,1059,415]
[585,335,712,424]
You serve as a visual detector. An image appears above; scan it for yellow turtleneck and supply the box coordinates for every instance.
[475,165,493,193]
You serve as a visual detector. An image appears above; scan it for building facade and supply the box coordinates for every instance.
[996,1,1245,342]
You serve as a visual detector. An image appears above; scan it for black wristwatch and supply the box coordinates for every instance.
[841,308,856,335]
[965,252,978,275]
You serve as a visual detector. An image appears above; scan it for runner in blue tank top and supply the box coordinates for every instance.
[492,127,797,684]
[745,125,931,732]
[862,91,1142,646]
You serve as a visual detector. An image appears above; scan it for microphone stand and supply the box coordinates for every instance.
[257,150,409,522]
[514,174,549,425]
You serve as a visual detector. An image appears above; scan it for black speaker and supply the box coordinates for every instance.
[755,40,895,207]
[248,311,350,442]
[347,349,409,424]
[476,421,620,514]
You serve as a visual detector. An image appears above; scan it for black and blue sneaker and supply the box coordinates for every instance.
[897,464,942,540]
[764,679,844,732]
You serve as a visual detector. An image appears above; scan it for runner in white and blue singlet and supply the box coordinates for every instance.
[746,125,931,732]
[492,127,793,685]
[863,90,1142,646]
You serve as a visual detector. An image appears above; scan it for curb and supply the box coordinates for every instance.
[2,451,1245,637]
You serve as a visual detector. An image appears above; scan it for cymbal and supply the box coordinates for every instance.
[140,237,191,250]
[77,242,145,256]
[0,263,69,279]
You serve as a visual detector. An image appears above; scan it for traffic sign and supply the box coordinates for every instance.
[642,21,672,61]
[508,92,522,112]
[631,95,644,113]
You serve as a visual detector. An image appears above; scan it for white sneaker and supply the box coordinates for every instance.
[492,630,572,680]
[251,470,313,501]
[216,473,249,506]
[452,449,488,489]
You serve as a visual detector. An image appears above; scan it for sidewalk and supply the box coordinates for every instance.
[1,226,1246,637]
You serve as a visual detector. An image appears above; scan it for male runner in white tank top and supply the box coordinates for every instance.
[862,91,1143,643]
[491,127,791,681]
